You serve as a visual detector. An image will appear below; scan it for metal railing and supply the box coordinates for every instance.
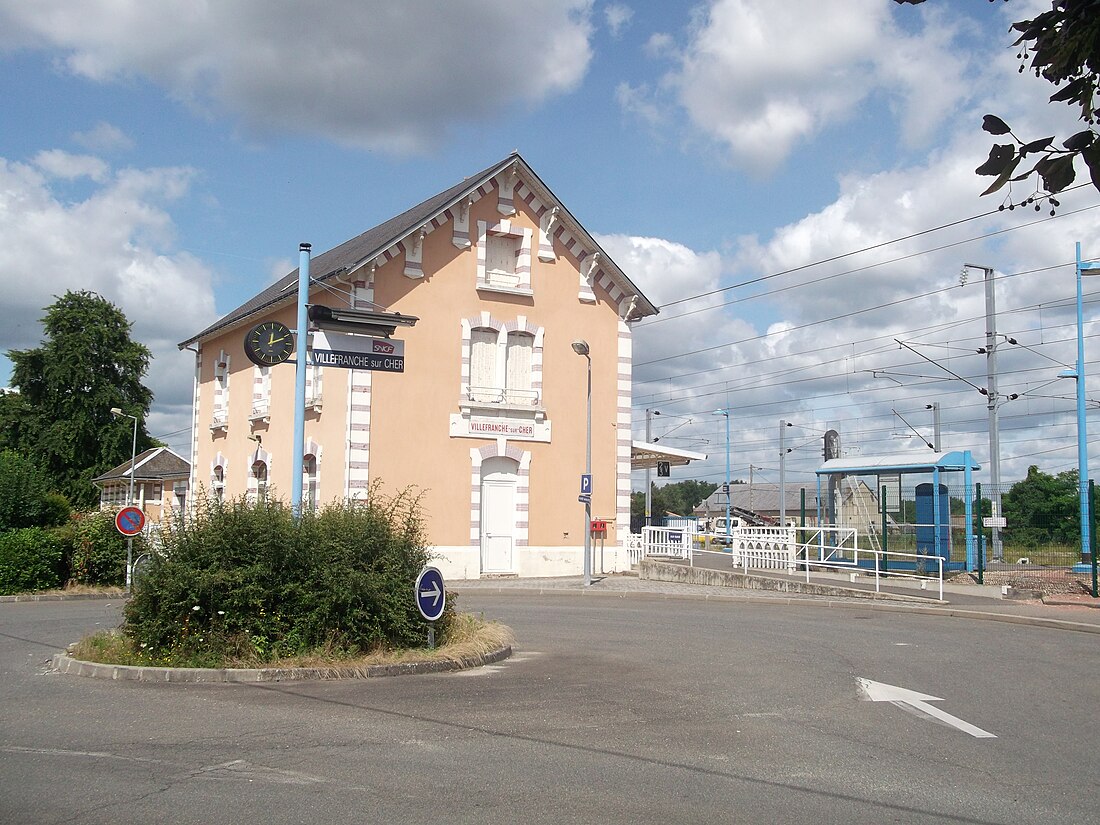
[466,386,541,406]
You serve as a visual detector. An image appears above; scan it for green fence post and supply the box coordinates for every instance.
[975,482,984,585]
[881,484,888,576]
[1090,479,1098,599]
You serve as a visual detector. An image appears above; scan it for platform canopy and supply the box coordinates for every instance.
[631,441,707,471]
[816,450,981,477]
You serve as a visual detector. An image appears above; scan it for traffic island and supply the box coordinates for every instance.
[50,642,513,683]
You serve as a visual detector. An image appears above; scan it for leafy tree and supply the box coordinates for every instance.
[1000,464,1092,546]
[631,479,718,530]
[0,450,56,530]
[5,291,156,507]
[896,0,1100,205]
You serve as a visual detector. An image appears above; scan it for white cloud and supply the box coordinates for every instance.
[72,121,134,153]
[0,152,218,451]
[604,3,633,38]
[32,149,109,182]
[0,0,595,154]
[626,0,974,172]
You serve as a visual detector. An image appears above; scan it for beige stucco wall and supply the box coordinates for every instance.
[188,174,630,577]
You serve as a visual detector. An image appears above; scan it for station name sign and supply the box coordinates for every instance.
[469,417,536,438]
[309,331,405,372]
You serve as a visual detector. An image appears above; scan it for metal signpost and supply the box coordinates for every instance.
[115,506,145,592]
[415,566,446,648]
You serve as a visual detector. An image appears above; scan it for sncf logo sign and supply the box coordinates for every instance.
[372,340,395,354]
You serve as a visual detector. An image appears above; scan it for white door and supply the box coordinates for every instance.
[481,459,517,573]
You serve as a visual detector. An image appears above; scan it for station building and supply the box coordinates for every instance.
[178,153,657,579]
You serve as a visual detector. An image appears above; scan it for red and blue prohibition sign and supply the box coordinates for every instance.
[115,506,146,537]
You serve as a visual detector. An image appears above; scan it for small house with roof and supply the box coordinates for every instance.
[93,447,190,522]
[178,153,657,579]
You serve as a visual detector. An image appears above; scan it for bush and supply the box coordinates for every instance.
[0,528,64,594]
[123,486,449,664]
[0,450,69,530]
[70,508,138,586]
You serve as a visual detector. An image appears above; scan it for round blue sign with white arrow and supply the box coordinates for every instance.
[415,566,446,622]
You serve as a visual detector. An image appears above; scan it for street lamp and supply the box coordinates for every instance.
[110,406,138,591]
[645,409,660,526]
[713,409,731,543]
[1062,243,1100,570]
[572,340,593,587]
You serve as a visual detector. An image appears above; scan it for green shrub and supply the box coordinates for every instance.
[70,508,139,586]
[124,486,450,664]
[0,528,64,594]
[0,450,67,530]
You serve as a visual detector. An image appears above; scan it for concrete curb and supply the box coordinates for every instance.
[452,585,1100,635]
[1,591,127,603]
[50,644,512,683]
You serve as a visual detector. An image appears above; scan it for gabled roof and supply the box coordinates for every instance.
[93,447,190,485]
[695,483,822,515]
[180,152,658,348]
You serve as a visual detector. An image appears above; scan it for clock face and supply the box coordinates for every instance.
[244,321,294,367]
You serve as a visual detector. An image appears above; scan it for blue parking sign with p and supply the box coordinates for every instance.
[580,474,592,495]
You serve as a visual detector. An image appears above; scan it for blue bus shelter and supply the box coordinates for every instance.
[815,450,981,571]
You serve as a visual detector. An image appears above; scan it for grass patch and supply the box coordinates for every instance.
[69,612,514,671]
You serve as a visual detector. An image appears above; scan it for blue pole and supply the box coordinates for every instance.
[291,243,310,518]
[964,451,975,572]
[1076,242,1091,567]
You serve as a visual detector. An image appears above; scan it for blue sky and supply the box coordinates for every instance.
[2,0,1099,492]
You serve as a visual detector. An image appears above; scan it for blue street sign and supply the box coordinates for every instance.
[578,493,591,504]
[580,474,592,495]
[415,566,446,622]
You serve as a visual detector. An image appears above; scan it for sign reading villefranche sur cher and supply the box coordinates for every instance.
[308,331,404,372]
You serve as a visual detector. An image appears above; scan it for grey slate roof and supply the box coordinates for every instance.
[179,152,658,348]
[695,484,823,515]
[93,447,190,484]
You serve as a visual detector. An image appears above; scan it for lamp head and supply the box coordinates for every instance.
[110,407,123,417]
[571,340,590,357]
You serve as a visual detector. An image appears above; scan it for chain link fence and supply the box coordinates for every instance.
[873,481,1099,597]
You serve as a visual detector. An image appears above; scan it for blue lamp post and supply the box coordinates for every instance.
[1071,243,1100,571]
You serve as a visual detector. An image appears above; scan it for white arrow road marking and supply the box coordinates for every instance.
[419,582,441,606]
[857,678,996,739]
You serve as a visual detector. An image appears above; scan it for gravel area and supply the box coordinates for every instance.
[948,569,1097,596]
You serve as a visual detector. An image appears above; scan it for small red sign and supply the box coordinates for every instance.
[115,506,146,536]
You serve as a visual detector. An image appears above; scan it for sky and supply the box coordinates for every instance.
[2,0,1099,497]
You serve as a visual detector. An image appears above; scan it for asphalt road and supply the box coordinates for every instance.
[1,593,1097,824]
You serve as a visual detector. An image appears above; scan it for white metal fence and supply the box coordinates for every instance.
[631,523,945,600]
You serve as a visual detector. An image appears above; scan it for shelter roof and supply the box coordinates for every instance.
[816,450,980,477]
[631,441,707,470]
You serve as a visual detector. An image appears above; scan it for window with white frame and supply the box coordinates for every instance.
[504,331,535,405]
[470,327,500,403]
[485,234,519,288]
[462,318,542,408]
[212,352,229,429]
[476,220,532,294]
[304,454,318,510]
[213,464,225,503]
[251,460,268,502]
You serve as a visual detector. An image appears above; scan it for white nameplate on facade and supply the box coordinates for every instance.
[309,331,405,372]
[469,417,537,439]
[450,413,552,443]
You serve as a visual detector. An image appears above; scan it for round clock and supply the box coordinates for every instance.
[243,321,294,367]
